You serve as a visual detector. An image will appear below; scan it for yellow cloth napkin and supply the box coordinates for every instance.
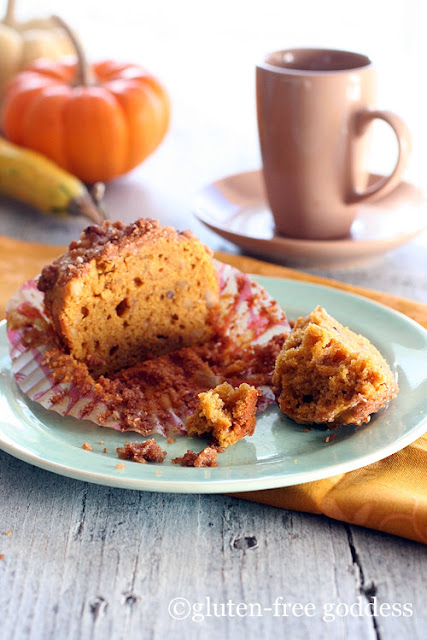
[1,235,426,544]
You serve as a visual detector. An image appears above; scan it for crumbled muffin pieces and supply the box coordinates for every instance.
[116,439,167,464]
[172,447,218,467]
[186,382,260,448]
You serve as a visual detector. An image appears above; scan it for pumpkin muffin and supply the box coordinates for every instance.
[186,382,260,448]
[37,218,219,376]
[273,306,398,426]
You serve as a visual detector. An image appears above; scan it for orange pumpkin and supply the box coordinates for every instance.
[1,19,170,183]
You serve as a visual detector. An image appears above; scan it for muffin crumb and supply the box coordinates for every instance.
[172,447,218,467]
[117,439,167,464]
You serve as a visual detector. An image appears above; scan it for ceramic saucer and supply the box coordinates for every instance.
[193,170,427,268]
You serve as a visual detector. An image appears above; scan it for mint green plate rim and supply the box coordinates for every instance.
[1,276,426,494]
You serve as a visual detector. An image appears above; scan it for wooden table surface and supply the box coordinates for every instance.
[1,2,427,638]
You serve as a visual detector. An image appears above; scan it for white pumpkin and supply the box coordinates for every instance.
[0,0,75,97]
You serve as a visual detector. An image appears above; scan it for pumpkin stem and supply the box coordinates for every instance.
[51,15,95,86]
[69,189,108,225]
[4,0,17,26]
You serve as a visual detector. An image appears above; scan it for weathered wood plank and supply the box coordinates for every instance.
[2,449,425,640]
[347,525,427,640]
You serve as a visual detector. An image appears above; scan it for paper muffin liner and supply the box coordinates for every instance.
[6,260,290,436]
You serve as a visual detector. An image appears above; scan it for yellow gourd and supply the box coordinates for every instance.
[0,0,75,98]
[0,136,106,224]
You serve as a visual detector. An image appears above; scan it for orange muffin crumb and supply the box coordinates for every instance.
[172,447,218,467]
[186,382,260,448]
[273,306,398,425]
[117,439,167,464]
[82,442,93,451]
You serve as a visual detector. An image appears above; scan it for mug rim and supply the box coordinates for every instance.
[258,47,373,75]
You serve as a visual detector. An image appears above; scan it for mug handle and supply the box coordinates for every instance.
[351,108,412,202]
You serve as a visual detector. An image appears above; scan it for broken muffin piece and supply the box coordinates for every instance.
[186,382,260,449]
[37,218,219,377]
[172,447,219,467]
[116,439,167,463]
[273,306,398,426]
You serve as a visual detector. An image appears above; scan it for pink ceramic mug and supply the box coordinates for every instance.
[256,48,411,240]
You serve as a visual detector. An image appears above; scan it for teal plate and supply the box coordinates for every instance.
[1,276,427,493]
